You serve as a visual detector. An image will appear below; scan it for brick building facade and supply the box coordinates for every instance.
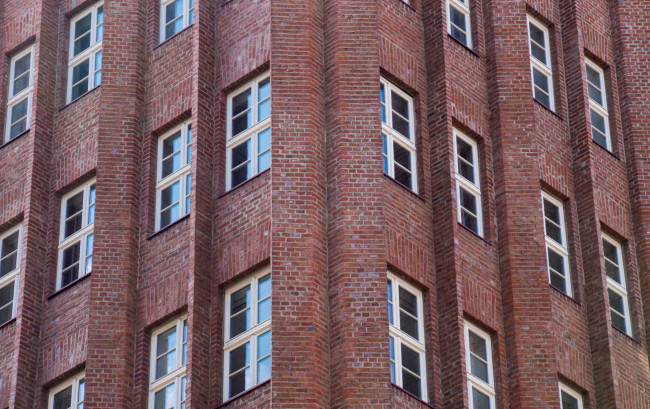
[1,0,650,407]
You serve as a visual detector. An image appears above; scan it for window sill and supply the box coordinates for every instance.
[383,173,425,201]
[215,379,271,408]
[219,168,270,199]
[448,34,479,58]
[154,24,194,51]
[391,384,435,408]
[592,139,620,160]
[533,98,564,121]
[147,213,190,240]
[612,325,642,346]
[0,129,29,150]
[549,284,581,306]
[0,317,17,331]
[47,273,91,300]
[60,85,101,112]
[457,222,491,246]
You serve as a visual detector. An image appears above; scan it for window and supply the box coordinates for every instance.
[602,234,631,335]
[223,269,271,400]
[454,129,482,235]
[48,372,85,409]
[542,192,571,296]
[0,225,21,326]
[58,179,95,290]
[381,79,418,193]
[387,273,427,401]
[149,317,188,409]
[156,122,192,230]
[5,47,34,143]
[559,383,583,409]
[585,60,611,150]
[160,0,194,42]
[67,2,103,102]
[527,15,554,110]
[464,322,495,409]
[226,73,271,190]
[447,0,472,47]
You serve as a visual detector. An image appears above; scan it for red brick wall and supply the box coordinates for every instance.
[1,0,650,408]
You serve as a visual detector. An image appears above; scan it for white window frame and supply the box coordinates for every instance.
[388,273,427,402]
[526,15,555,111]
[48,372,85,409]
[57,179,95,290]
[447,0,472,48]
[542,191,572,297]
[223,267,271,401]
[155,121,192,231]
[5,46,35,143]
[602,234,631,335]
[148,316,188,409]
[559,383,583,409]
[0,224,22,325]
[67,2,103,103]
[464,322,495,409]
[585,60,611,150]
[381,78,418,193]
[454,129,483,236]
[160,0,194,42]
[225,72,271,191]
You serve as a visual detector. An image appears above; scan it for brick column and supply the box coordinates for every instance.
[483,0,560,406]
[84,0,146,405]
[9,0,58,407]
[323,0,390,407]
[269,0,330,407]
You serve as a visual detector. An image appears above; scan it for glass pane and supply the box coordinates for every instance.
[529,22,546,49]
[608,289,625,315]
[65,191,84,223]
[402,369,421,398]
[469,331,487,359]
[387,280,393,324]
[590,110,607,134]
[400,312,418,340]
[96,6,104,41]
[85,234,93,273]
[470,355,489,384]
[258,128,271,154]
[1,231,19,260]
[10,96,28,124]
[230,342,250,374]
[189,0,194,24]
[258,356,271,383]
[12,54,31,95]
[533,68,550,93]
[94,51,102,86]
[472,388,491,409]
[232,139,250,169]
[457,139,474,182]
[0,282,14,308]
[391,91,409,119]
[78,379,85,403]
[588,83,603,106]
[71,78,89,101]
[165,0,184,39]
[450,6,467,45]
[154,383,176,409]
[258,78,271,121]
[229,366,249,398]
[0,254,17,279]
[62,242,81,272]
[392,114,410,139]
[0,301,13,325]
[531,42,547,65]
[230,285,251,338]
[61,263,80,288]
[534,88,551,109]
[451,25,468,46]
[232,89,252,135]
[232,162,251,188]
[183,320,188,365]
[603,239,618,263]
[53,386,73,409]
[382,134,388,174]
[560,391,579,409]
[610,308,627,333]
[399,287,417,316]
[460,188,477,215]
[389,337,395,382]
[161,182,180,210]
[545,220,562,245]
[187,126,192,163]
[181,377,187,407]
[462,210,478,233]
[258,331,271,359]
[162,132,182,175]
[543,198,560,223]
[72,59,90,91]
[586,65,600,87]
[401,344,420,375]
[394,164,412,189]
[393,143,411,171]
[74,14,92,55]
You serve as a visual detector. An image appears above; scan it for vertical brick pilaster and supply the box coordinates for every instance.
[269,0,330,407]
[186,0,217,407]
[323,1,390,407]
[84,0,146,405]
[483,0,560,406]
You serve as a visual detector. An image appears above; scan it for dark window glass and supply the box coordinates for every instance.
[229,342,249,397]
[53,386,72,409]
[230,285,250,338]
[0,282,15,324]
[472,388,491,409]
[450,6,468,45]
[401,344,421,397]
[560,391,579,409]
[74,15,92,56]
